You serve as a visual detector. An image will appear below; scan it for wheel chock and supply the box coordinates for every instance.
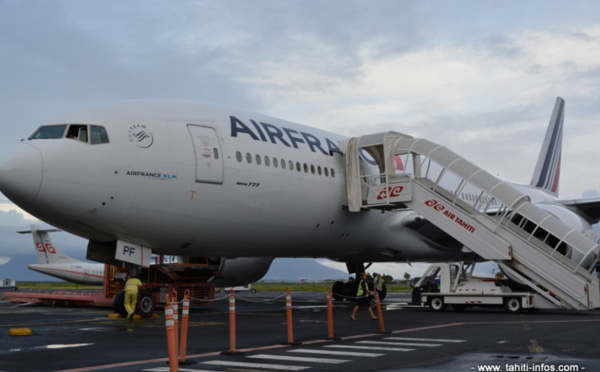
[10,328,32,336]
[108,313,123,319]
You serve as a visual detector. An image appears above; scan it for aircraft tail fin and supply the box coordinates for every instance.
[17,224,82,264]
[530,97,565,197]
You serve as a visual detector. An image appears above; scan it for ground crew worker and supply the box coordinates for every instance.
[350,272,378,321]
[124,275,143,320]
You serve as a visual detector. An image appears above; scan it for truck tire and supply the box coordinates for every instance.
[504,297,522,313]
[138,290,155,318]
[429,296,446,311]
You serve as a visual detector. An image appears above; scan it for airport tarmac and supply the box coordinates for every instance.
[1,290,599,372]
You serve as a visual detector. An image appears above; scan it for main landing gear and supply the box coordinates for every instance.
[331,262,388,301]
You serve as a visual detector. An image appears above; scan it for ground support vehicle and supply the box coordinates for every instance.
[3,256,217,317]
[414,263,562,313]
[0,278,17,290]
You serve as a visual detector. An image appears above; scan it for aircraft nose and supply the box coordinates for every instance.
[0,144,43,203]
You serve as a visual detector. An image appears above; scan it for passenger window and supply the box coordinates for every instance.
[236,151,242,162]
[264,156,270,167]
[273,158,279,168]
[213,148,219,160]
[30,125,67,139]
[281,159,286,170]
[255,154,262,165]
[246,153,252,164]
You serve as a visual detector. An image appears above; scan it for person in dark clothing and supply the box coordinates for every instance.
[350,272,377,320]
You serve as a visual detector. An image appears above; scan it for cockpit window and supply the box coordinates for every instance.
[66,124,88,142]
[30,125,67,139]
[29,124,109,144]
[90,125,109,144]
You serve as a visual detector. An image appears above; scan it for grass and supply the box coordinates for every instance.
[13,281,412,293]
[251,282,411,293]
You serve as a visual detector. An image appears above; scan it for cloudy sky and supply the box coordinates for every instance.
[1,0,599,280]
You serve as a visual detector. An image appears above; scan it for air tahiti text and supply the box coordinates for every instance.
[230,116,343,157]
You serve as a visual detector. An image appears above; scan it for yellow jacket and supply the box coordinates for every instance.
[125,277,142,293]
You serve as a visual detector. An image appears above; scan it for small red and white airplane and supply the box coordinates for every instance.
[19,224,104,285]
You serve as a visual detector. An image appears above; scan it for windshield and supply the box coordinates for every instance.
[29,125,67,139]
[29,124,109,144]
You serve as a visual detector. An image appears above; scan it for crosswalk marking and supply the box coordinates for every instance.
[357,340,443,347]
[203,360,309,371]
[385,336,466,343]
[248,354,350,364]
[288,348,384,357]
[323,344,414,352]
[146,336,469,372]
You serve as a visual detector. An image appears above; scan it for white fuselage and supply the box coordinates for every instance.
[27,263,104,285]
[0,100,463,263]
[1,100,595,266]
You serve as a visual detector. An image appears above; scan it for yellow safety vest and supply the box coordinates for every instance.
[357,279,367,297]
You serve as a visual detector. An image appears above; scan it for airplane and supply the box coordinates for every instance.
[0,97,598,290]
[18,224,104,285]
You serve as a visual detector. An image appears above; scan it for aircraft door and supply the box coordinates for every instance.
[187,125,223,184]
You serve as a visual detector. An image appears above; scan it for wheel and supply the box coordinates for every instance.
[377,283,387,301]
[344,281,359,300]
[504,297,522,313]
[113,290,127,317]
[332,281,345,301]
[428,296,446,311]
[137,290,155,318]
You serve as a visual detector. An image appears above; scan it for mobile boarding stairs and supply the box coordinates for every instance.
[342,132,600,310]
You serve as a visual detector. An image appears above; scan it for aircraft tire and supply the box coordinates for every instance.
[113,290,127,317]
[332,281,345,301]
[377,283,387,301]
[138,290,155,318]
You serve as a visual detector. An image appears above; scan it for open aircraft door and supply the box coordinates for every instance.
[187,125,223,184]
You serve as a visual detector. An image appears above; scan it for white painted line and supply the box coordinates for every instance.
[248,354,350,364]
[357,340,442,347]
[324,344,414,352]
[288,348,384,357]
[203,360,309,371]
[386,337,466,343]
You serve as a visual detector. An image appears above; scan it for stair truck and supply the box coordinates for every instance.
[413,262,563,313]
